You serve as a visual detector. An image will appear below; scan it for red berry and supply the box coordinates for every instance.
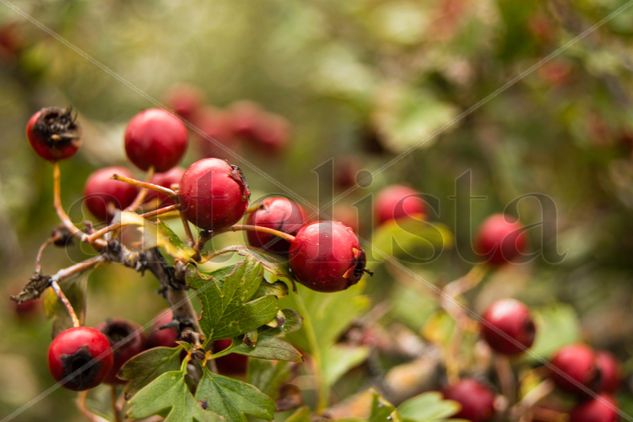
[569,395,619,422]
[595,351,620,393]
[334,157,361,190]
[442,379,495,422]
[145,310,179,348]
[251,114,290,154]
[550,344,597,394]
[12,298,40,320]
[246,196,306,255]
[228,101,264,140]
[124,108,188,172]
[48,326,113,391]
[147,167,184,206]
[333,205,359,234]
[375,185,425,226]
[480,299,536,355]
[289,221,367,292]
[26,107,80,162]
[213,339,248,375]
[194,107,238,159]
[179,158,250,231]
[84,167,139,221]
[475,214,527,265]
[98,319,145,384]
[165,84,203,120]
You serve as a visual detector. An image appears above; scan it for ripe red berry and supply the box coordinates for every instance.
[124,108,188,172]
[84,166,139,221]
[48,326,113,391]
[147,167,184,206]
[12,298,40,320]
[595,351,620,393]
[194,107,238,160]
[145,310,179,348]
[246,196,306,255]
[442,379,495,422]
[475,214,527,265]
[569,395,619,422]
[550,344,597,394]
[334,157,361,190]
[213,339,248,375]
[289,221,367,292]
[480,299,536,355]
[26,107,80,162]
[98,319,145,384]
[179,158,250,231]
[333,205,359,234]
[374,185,425,226]
[229,100,264,141]
[251,114,290,154]
[165,84,203,120]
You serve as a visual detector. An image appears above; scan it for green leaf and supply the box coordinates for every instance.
[42,277,87,337]
[119,346,183,396]
[284,407,312,422]
[524,304,581,363]
[126,371,217,422]
[231,335,302,362]
[398,392,460,421]
[195,368,275,422]
[248,359,291,400]
[390,282,439,331]
[369,391,401,422]
[204,245,293,286]
[371,219,453,263]
[322,345,369,386]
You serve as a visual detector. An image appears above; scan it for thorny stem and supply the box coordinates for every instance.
[50,279,80,327]
[85,204,179,243]
[112,173,177,199]
[53,163,89,243]
[125,166,155,213]
[223,224,296,243]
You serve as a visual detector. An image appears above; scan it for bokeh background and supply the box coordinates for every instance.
[3,0,633,420]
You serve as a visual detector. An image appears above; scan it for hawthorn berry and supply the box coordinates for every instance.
[569,395,619,422]
[250,114,290,154]
[213,339,248,375]
[475,214,527,265]
[480,299,536,355]
[165,84,203,120]
[26,107,80,162]
[595,351,621,393]
[147,167,184,206]
[179,158,250,231]
[124,108,188,172]
[289,221,367,292]
[374,185,425,226]
[84,166,139,221]
[442,379,495,422]
[12,297,40,320]
[194,107,238,159]
[48,326,113,391]
[228,100,264,141]
[550,344,596,394]
[246,196,306,255]
[145,310,179,348]
[98,319,145,384]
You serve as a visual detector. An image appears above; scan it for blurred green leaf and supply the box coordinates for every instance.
[248,359,291,400]
[369,391,401,422]
[524,304,581,363]
[322,345,369,386]
[120,346,183,397]
[398,392,460,421]
[371,218,453,263]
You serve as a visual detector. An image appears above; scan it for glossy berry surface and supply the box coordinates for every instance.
[569,395,619,422]
[124,108,188,172]
[480,299,536,355]
[84,166,138,221]
[48,327,113,391]
[98,319,145,384]
[475,214,527,265]
[595,351,620,393]
[179,158,250,230]
[246,196,306,255]
[145,310,179,348]
[289,221,367,292]
[148,167,184,206]
[213,339,248,375]
[442,379,495,422]
[375,185,425,225]
[550,344,596,393]
[26,107,80,162]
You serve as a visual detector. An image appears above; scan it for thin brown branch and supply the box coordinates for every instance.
[125,167,155,213]
[112,172,177,199]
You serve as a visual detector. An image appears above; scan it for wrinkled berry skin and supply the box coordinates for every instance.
[26,107,80,162]
[246,196,306,255]
[84,167,139,221]
[145,310,179,348]
[375,185,425,226]
[213,339,248,375]
[550,344,596,394]
[179,158,250,230]
[475,214,527,265]
[595,351,621,393]
[569,395,619,422]
[289,221,366,292]
[124,108,188,172]
[48,327,113,391]
[442,379,495,422]
[481,299,536,355]
[98,319,145,384]
[147,167,184,206]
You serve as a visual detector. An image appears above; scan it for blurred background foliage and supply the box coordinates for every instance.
[3,0,633,420]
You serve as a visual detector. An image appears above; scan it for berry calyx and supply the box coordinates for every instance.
[375,185,425,226]
[124,108,188,172]
[475,214,527,265]
[246,196,306,255]
[26,107,80,162]
[147,167,184,206]
[289,221,367,292]
[145,310,179,348]
[569,395,619,422]
[442,379,495,422]
[550,344,596,394]
[179,158,250,231]
[213,339,248,375]
[84,166,139,221]
[98,319,145,384]
[595,351,620,393]
[480,299,536,355]
[47,326,113,391]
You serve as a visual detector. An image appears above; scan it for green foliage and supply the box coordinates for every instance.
[371,218,453,262]
[42,277,87,337]
[398,392,462,422]
[524,304,581,363]
[120,346,184,396]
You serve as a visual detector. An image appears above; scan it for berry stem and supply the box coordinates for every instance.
[52,163,89,243]
[50,279,80,328]
[111,172,177,199]
[224,224,296,242]
[34,237,55,274]
[125,166,155,212]
[180,212,196,247]
[110,385,122,422]
[75,391,101,422]
[495,355,515,405]
[85,204,179,243]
